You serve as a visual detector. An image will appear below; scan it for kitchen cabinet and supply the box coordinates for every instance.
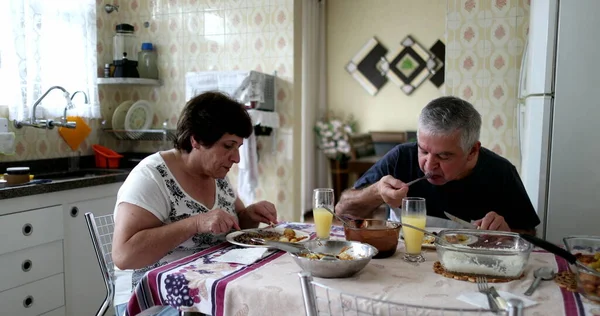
[0,182,123,316]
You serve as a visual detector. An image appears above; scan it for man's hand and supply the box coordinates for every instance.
[473,211,510,232]
[245,200,278,225]
[376,175,409,208]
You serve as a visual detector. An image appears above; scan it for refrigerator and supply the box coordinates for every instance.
[519,0,600,244]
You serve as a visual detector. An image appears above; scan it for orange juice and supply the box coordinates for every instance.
[402,215,426,254]
[313,207,333,239]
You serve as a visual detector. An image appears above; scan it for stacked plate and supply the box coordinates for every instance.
[110,100,154,139]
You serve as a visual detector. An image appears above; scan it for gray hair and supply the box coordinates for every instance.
[417,96,482,152]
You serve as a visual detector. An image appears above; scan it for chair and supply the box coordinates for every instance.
[298,272,525,316]
[85,212,116,316]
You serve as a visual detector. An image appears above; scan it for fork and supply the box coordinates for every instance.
[476,276,500,313]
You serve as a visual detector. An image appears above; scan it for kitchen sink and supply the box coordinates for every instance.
[34,168,129,181]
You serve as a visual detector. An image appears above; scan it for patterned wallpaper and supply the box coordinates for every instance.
[445,0,529,169]
[96,0,297,221]
[1,0,298,221]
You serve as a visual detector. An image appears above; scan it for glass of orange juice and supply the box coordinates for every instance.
[313,188,334,240]
[401,197,427,263]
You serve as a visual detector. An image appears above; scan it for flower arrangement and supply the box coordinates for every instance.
[314,114,357,161]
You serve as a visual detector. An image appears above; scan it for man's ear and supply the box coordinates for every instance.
[467,141,481,160]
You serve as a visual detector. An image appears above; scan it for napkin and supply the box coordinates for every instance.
[213,248,270,265]
[457,291,537,309]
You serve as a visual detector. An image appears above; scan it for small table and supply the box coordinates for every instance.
[126,223,599,316]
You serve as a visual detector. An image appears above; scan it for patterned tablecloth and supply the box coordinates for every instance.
[126,223,600,316]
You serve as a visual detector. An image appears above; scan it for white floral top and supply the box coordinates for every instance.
[112,152,238,306]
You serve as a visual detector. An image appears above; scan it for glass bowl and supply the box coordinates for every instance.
[563,236,600,303]
[435,230,533,278]
[343,219,401,259]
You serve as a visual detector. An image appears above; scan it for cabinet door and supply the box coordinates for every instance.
[63,194,118,316]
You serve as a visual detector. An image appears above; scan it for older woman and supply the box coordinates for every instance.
[112,91,277,315]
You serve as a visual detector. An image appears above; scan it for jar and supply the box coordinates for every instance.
[113,24,137,63]
[137,42,158,79]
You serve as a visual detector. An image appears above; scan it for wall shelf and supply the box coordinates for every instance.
[97,78,162,86]
[102,128,175,141]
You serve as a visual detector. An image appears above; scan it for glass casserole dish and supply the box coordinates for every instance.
[563,236,600,302]
[435,230,533,278]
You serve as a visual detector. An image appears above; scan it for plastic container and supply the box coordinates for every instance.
[138,43,158,79]
[435,229,532,278]
[563,236,600,302]
[92,144,123,169]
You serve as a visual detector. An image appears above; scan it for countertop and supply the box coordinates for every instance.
[0,170,130,200]
[0,152,148,200]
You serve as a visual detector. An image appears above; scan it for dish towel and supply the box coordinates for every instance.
[0,132,16,155]
[212,248,270,265]
[457,291,537,309]
[238,131,258,206]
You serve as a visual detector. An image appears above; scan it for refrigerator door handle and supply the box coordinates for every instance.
[517,39,529,162]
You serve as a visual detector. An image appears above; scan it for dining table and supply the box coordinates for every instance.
[125,222,600,316]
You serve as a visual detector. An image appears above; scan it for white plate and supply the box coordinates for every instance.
[111,100,135,138]
[124,100,154,139]
[401,227,445,249]
[226,227,311,248]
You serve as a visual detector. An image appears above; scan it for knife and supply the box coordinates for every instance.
[443,211,478,229]
[489,287,508,311]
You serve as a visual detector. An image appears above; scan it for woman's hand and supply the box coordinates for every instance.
[197,209,241,234]
[245,201,278,225]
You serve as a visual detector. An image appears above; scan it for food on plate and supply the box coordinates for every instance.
[299,246,355,260]
[575,252,600,297]
[423,235,436,245]
[233,228,308,245]
[444,234,470,244]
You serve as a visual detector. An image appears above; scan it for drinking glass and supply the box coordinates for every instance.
[401,197,427,262]
[313,188,334,240]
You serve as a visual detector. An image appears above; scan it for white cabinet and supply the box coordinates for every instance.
[63,188,120,316]
[0,181,122,316]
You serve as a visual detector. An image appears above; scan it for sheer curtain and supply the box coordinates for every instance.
[0,0,100,121]
[301,0,329,218]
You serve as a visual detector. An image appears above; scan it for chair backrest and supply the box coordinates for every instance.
[85,212,115,284]
[349,133,375,160]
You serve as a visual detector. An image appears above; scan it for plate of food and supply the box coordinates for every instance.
[401,227,444,249]
[226,227,311,248]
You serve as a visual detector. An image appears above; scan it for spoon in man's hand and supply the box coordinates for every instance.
[405,173,432,186]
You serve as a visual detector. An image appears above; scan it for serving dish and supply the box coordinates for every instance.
[226,227,310,248]
[435,230,532,278]
[343,219,401,259]
[563,236,600,302]
[289,240,378,278]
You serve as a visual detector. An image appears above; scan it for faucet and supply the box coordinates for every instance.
[47,90,89,129]
[13,86,77,129]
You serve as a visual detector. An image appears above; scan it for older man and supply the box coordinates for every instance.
[335,96,540,234]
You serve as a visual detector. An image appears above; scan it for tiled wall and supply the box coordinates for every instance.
[96,0,297,220]
[445,0,529,169]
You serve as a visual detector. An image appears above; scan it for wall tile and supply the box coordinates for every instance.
[446,0,528,167]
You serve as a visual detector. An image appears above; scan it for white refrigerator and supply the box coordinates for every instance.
[519,0,600,244]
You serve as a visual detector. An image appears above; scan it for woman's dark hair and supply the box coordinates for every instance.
[174,91,253,152]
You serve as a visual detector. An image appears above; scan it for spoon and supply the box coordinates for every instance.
[524,267,555,296]
[405,173,432,186]
[321,207,352,227]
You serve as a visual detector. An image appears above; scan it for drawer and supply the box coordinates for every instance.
[0,205,63,254]
[40,306,65,316]
[0,240,64,292]
[0,273,65,316]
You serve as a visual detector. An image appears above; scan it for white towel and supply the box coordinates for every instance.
[212,248,269,265]
[238,132,259,205]
[0,132,16,155]
[457,291,537,309]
